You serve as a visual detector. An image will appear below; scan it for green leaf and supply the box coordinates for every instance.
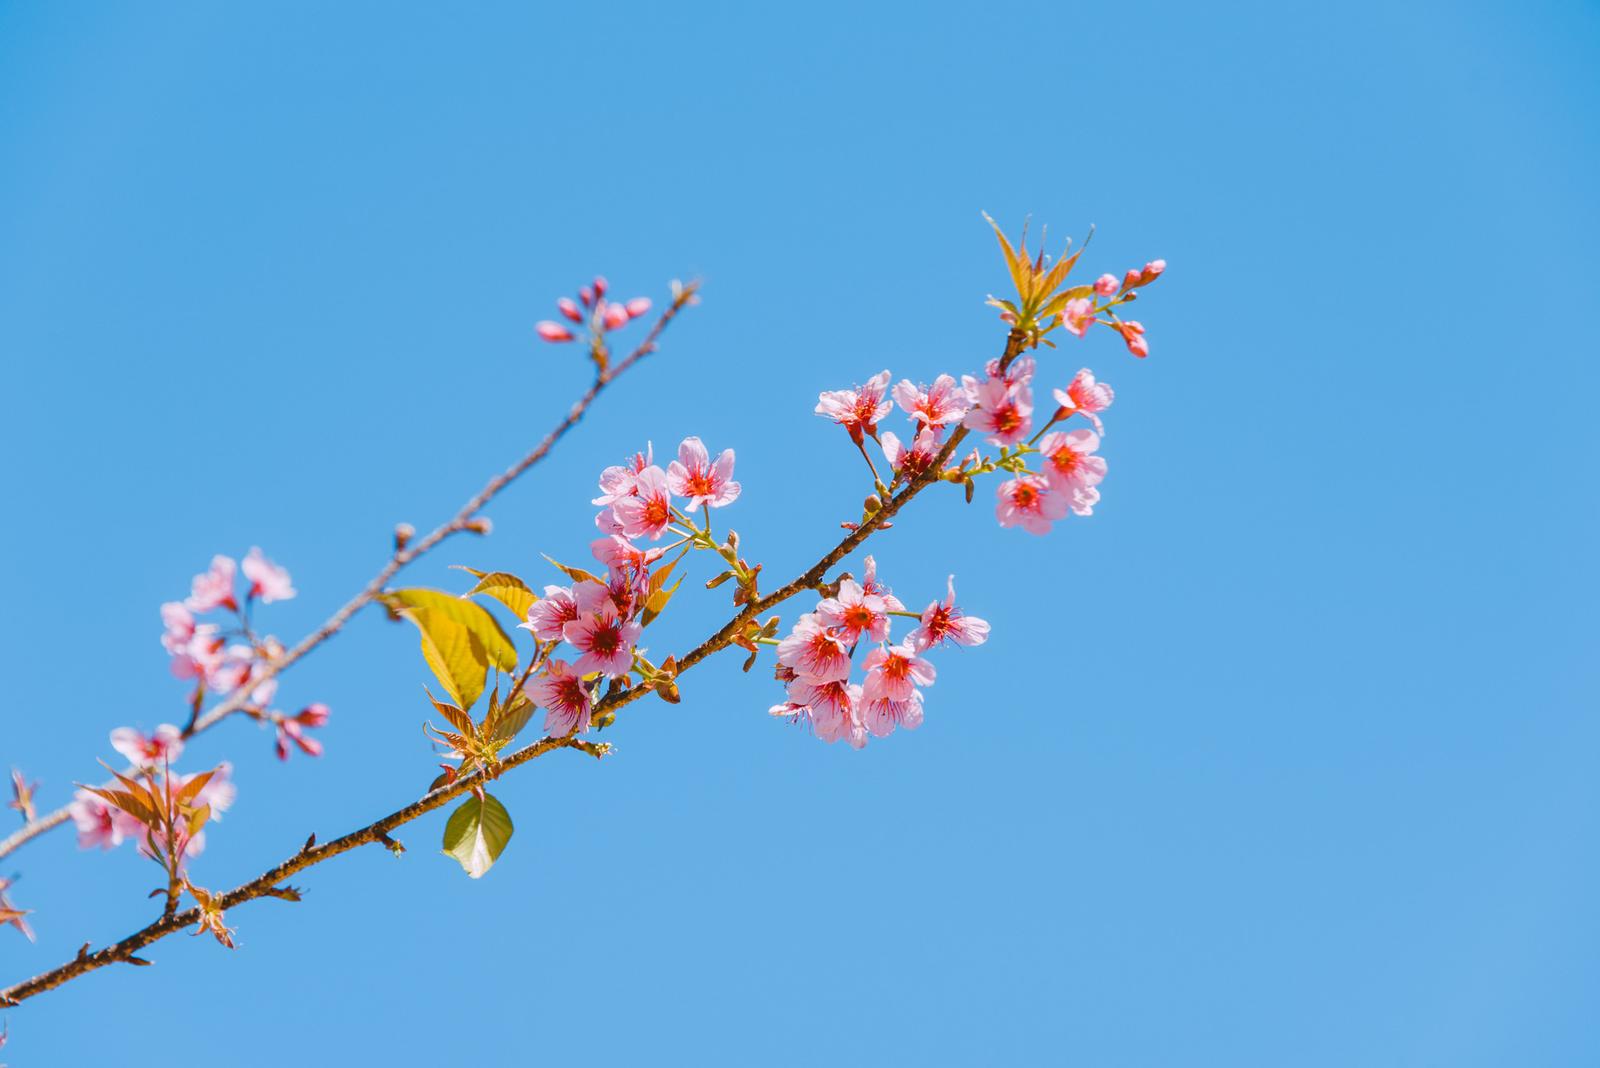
[382,589,520,711]
[441,792,514,879]
[457,569,537,621]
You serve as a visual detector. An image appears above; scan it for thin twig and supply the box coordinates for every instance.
[0,290,697,863]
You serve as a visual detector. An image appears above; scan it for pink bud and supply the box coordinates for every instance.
[579,285,595,308]
[296,702,330,727]
[1123,269,1141,291]
[557,297,583,323]
[592,275,609,299]
[602,303,630,330]
[536,321,575,342]
[1143,259,1166,279]
[1094,273,1118,297]
[625,297,652,318]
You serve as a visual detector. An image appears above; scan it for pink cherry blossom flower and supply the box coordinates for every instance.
[911,576,990,650]
[524,659,593,737]
[981,354,1035,389]
[879,426,945,479]
[860,555,905,613]
[862,640,936,703]
[817,579,890,644]
[69,789,127,850]
[996,474,1070,534]
[241,547,296,603]
[787,677,867,749]
[611,465,676,541]
[209,645,277,705]
[590,533,667,571]
[185,555,238,613]
[111,724,185,767]
[666,436,740,509]
[536,321,575,342]
[1113,320,1150,358]
[521,585,580,642]
[563,601,642,678]
[776,613,852,683]
[861,689,925,737]
[1061,297,1095,338]
[169,625,224,683]
[593,443,654,505]
[815,370,892,441]
[892,374,970,429]
[160,601,195,655]
[962,375,1034,447]
[275,705,329,760]
[1094,273,1119,297]
[1037,429,1107,507]
[1051,368,1115,435]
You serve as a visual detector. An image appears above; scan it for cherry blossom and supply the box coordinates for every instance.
[879,426,944,479]
[68,789,134,850]
[593,444,654,505]
[862,640,936,702]
[611,465,676,541]
[859,555,905,613]
[1062,297,1095,338]
[776,613,852,683]
[1093,273,1119,297]
[861,689,925,737]
[275,704,330,761]
[996,474,1071,535]
[666,436,740,509]
[159,601,195,655]
[787,677,867,749]
[816,579,890,644]
[242,548,296,603]
[110,724,185,768]
[1052,368,1115,435]
[815,370,892,441]
[524,659,593,737]
[962,373,1034,447]
[563,600,642,678]
[911,577,990,650]
[185,555,238,613]
[892,374,970,429]
[521,585,580,642]
[1037,429,1108,507]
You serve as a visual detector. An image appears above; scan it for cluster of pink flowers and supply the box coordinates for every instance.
[770,561,988,748]
[1059,260,1165,357]
[536,275,652,343]
[157,551,330,762]
[67,727,236,859]
[517,436,742,737]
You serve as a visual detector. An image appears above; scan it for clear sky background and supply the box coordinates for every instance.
[2,2,1597,1064]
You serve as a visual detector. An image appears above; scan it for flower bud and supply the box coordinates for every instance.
[625,297,652,318]
[394,522,415,552]
[557,297,583,323]
[1094,273,1118,297]
[536,321,575,342]
[465,517,493,535]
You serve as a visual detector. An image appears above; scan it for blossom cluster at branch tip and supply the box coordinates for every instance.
[157,551,329,761]
[537,275,652,343]
[770,560,987,749]
[67,742,235,861]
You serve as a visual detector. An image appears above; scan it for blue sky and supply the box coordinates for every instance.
[2,2,1598,1064]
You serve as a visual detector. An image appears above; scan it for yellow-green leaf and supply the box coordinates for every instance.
[442,791,514,878]
[460,570,536,620]
[383,589,519,711]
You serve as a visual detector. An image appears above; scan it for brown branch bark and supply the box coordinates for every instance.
[1,324,1020,1008]
[0,290,696,863]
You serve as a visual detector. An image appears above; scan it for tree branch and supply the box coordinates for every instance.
[0,289,697,863]
[1,324,1018,1008]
